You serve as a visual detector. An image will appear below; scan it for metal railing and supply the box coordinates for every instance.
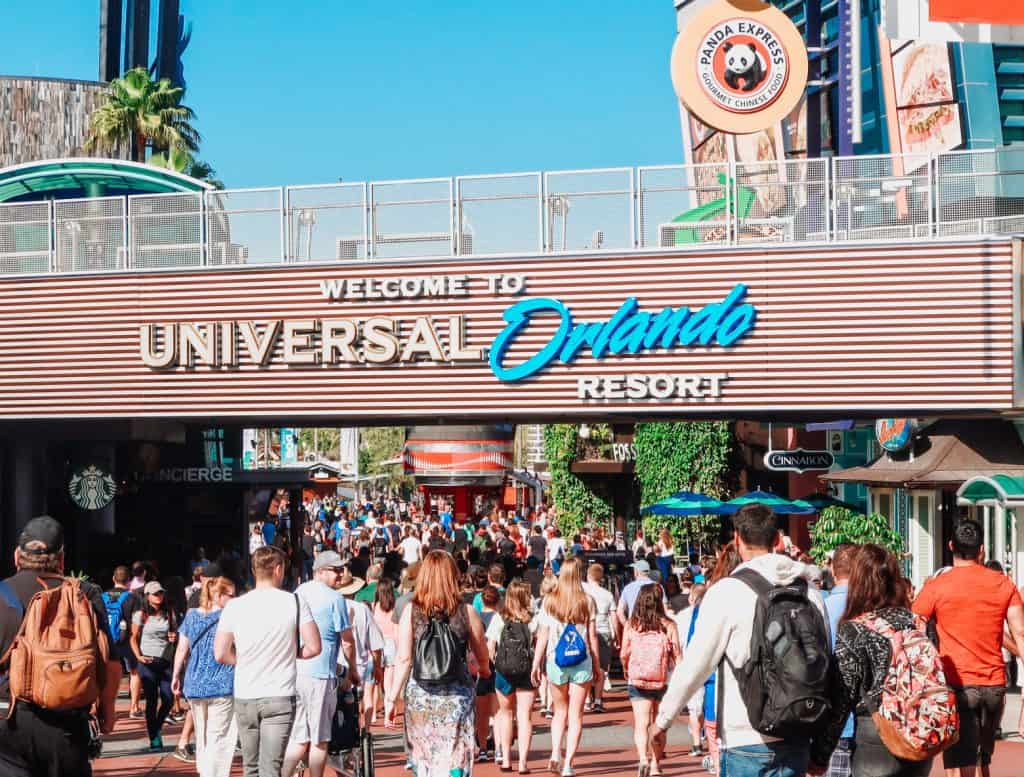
[0,148,1022,275]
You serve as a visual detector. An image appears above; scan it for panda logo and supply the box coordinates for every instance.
[723,42,767,92]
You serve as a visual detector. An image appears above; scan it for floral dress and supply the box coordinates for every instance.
[405,604,476,777]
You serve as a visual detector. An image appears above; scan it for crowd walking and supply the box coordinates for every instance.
[6,498,1024,777]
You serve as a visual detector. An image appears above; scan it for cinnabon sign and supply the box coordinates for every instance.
[672,0,808,134]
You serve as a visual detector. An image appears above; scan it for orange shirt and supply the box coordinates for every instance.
[912,564,1022,687]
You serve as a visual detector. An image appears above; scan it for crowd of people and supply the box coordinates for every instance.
[1,500,1024,777]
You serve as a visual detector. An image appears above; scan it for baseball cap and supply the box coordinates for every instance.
[18,515,64,555]
[143,581,165,595]
[630,560,651,574]
[313,550,345,571]
[201,562,223,578]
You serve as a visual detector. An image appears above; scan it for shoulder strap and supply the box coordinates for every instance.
[731,567,773,596]
[0,581,22,618]
[294,593,301,654]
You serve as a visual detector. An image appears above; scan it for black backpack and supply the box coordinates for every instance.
[414,613,463,685]
[726,568,831,740]
[494,621,533,678]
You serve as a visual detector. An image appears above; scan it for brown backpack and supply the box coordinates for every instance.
[0,574,108,715]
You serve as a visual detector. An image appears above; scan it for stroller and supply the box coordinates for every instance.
[327,686,374,777]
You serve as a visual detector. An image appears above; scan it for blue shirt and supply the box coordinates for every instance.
[262,522,276,547]
[825,583,855,740]
[180,609,234,699]
[295,580,351,679]
[619,578,661,618]
[440,512,453,535]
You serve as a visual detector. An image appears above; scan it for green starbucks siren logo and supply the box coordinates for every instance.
[69,464,116,510]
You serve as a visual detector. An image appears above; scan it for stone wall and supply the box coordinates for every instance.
[0,76,129,167]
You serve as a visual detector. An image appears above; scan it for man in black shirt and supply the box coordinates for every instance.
[0,516,122,777]
[528,525,548,564]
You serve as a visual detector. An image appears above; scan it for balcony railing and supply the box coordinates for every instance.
[2,148,1023,276]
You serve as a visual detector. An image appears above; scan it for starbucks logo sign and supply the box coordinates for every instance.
[697,20,790,114]
[69,464,116,510]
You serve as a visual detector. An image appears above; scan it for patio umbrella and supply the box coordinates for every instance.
[640,490,728,516]
[801,493,864,513]
[721,489,817,515]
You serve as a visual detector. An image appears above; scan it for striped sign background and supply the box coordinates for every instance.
[0,238,1014,420]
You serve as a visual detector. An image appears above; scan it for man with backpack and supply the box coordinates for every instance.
[912,519,1024,777]
[650,504,831,776]
[0,516,122,777]
[105,565,144,719]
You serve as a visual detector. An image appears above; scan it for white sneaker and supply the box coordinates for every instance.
[603,676,612,692]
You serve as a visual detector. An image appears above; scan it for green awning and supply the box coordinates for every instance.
[957,474,1024,506]
[0,158,208,203]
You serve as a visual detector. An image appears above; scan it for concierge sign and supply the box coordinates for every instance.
[0,239,1013,420]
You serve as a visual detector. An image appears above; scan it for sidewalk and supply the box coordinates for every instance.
[91,686,1024,776]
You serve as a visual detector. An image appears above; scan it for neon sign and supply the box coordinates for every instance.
[488,283,757,382]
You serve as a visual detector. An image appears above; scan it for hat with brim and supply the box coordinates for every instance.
[337,571,365,596]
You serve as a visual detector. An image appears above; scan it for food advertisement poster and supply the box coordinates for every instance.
[881,39,962,170]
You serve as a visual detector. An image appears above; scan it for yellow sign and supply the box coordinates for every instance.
[672,0,808,134]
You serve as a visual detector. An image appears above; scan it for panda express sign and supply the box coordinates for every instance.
[672,0,808,134]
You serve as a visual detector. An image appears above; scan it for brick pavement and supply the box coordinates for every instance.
[92,686,1024,776]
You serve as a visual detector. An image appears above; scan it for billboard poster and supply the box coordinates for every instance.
[878,35,962,174]
[280,428,298,464]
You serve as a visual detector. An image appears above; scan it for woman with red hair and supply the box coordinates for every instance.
[389,550,491,776]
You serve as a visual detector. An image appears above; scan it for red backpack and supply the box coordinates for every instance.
[853,612,959,761]
[627,629,670,690]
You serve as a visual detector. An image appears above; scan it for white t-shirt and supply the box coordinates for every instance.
[217,587,314,700]
[340,598,384,678]
[485,613,537,645]
[582,581,616,637]
[535,608,590,662]
[547,538,566,561]
[399,536,422,565]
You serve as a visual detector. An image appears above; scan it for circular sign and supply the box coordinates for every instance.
[69,464,116,511]
[875,419,917,453]
[672,1,808,134]
[696,19,790,114]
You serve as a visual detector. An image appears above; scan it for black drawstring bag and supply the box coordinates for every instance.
[414,613,460,684]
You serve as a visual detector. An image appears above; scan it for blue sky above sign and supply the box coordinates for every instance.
[489,283,757,382]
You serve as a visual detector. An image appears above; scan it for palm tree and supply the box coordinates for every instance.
[85,67,200,163]
[149,149,225,189]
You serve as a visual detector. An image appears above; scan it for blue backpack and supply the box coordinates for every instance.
[104,589,134,643]
[554,623,588,668]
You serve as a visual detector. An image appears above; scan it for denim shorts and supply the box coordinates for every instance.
[545,657,593,687]
[719,741,809,777]
[627,684,665,701]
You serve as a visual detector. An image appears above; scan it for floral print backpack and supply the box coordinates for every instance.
[854,612,960,761]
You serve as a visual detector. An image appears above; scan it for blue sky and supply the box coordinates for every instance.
[2,2,685,188]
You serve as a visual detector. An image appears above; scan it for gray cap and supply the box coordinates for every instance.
[313,550,345,571]
[631,560,651,574]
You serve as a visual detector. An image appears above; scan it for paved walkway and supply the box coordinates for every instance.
[92,685,1024,776]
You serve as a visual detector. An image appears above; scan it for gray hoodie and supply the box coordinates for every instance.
[655,552,828,749]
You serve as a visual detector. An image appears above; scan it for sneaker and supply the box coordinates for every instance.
[689,746,703,757]
[172,747,194,763]
[405,761,414,771]
[592,701,605,713]
[129,710,143,719]
[149,736,163,752]
[168,712,185,724]
[495,748,503,763]
[701,755,716,775]
[543,708,553,719]
[477,750,491,763]
[584,700,594,713]
[603,675,612,692]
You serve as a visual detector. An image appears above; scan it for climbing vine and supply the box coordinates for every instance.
[542,424,613,536]
[634,421,735,550]
[809,507,904,564]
